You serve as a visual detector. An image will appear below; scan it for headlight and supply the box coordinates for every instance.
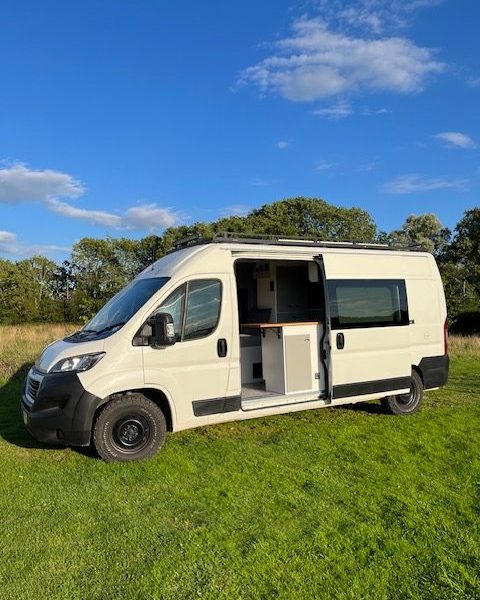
[50,352,105,373]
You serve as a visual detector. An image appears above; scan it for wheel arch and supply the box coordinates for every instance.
[91,387,176,433]
[412,364,424,386]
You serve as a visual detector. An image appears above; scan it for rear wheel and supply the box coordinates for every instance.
[93,394,166,462]
[381,371,423,415]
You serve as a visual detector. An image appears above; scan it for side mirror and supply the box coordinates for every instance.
[150,312,176,347]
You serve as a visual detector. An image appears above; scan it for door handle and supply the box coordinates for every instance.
[217,338,228,358]
[336,332,345,350]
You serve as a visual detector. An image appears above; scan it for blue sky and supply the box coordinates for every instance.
[0,0,479,259]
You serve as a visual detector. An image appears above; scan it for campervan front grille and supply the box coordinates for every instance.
[27,378,40,398]
[24,372,43,408]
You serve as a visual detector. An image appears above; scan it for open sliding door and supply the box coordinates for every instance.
[316,253,412,402]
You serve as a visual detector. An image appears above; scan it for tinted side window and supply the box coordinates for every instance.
[159,284,186,341]
[328,279,409,330]
[183,280,222,340]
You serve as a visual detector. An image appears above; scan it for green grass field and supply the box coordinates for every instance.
[0,325,479,599]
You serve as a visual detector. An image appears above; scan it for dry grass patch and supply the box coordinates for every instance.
[449,334,480,356]
[0,323,78,380]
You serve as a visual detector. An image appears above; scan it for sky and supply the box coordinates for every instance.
[0,0,479,259]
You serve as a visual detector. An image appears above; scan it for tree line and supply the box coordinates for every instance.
[0,198,478,332]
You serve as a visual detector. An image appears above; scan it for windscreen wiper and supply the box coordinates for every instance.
[70,328,96,337]
[91,322,127,335]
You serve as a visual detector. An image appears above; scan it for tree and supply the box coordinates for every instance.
[446,208,480,292]
[159,197,377,248]
[440,208,480,330]
[0,256,62,323]
[71,239,114,320]
[388,214,450,255]
[440,262,479,325]
[236,197,377,242]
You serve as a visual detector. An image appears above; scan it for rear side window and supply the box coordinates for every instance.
[328,279,409,329]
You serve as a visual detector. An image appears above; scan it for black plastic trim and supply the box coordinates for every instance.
[192,396,241,417]
[418,355,449,389]
[333,376,411,399]
[21,370,102,446]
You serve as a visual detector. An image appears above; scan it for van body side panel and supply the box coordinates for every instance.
[406,278,444,359]
[406,255,448,389]
[329,328,411,398]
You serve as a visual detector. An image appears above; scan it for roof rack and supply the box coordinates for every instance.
[168,231,418,253]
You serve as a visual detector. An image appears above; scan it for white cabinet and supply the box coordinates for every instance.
[261,323,324,395]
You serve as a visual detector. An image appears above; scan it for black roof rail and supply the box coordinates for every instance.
[167,234,210,253]
[167,231,419,253]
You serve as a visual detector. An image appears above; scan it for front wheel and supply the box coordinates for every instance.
[381,371,423,415]
[93,394,167,462]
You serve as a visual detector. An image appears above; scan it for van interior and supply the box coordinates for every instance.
[234,259,327,409]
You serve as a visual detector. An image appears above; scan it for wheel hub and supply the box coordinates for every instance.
[397,384,416,408]
[113,415,150,451]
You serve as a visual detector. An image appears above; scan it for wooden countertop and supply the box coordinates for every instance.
[242,321,322,329]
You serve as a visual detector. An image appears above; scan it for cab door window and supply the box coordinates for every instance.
[183,280,222,340]
[158,279,221,342]
[159,283,186,341]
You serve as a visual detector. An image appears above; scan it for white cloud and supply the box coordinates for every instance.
[381,174,469,194]
[239,16,445,102]
[0,230,69,257]
[0,230,17,253]
[356,159,380,172]
[313,101,352,119]
[314,160,336,171]
[0,163,84,203]
[467,76,480,88]
[433,132,477,149]
[123,204,179,230]
[47,198,179,231]
[45,198,123,228]
[277,140,289,149]
[361,107,391,116]
[220,204,252,217]
[317,0,443,34]
[0,162,180,232]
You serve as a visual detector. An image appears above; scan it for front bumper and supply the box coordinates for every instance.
[21,368,102,446]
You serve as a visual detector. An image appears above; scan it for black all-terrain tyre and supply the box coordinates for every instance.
[381,371,423,415]
[93,394,167,462]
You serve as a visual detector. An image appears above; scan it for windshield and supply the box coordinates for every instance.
[83,277,170,334]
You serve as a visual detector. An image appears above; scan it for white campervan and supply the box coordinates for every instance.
[22,234,449,462]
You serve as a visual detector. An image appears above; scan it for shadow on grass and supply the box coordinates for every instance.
[0,363,54,449]
[334,401,386,415]
[0,363,96,457]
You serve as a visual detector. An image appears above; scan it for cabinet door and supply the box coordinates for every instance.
[285,334,312,393]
